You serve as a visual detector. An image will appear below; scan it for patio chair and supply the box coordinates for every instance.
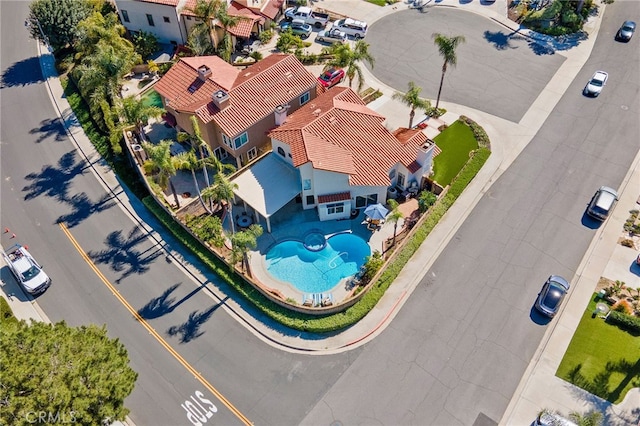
[302,294,314,307]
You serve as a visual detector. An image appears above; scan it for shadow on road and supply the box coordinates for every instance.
[56,192,117,228]
[138,282,209,320]
[0,56,44,88]
[167,298,228,343]
[87,226,163,283]
[29,117,67,144]
[22,151,87,202]
[580,212,602,230]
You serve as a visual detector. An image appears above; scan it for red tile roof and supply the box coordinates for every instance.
[181,0,264,37]
[196,54,317,136]
[139,0,180,6]
[269,87,430,186]
[260,0,284,19]
[154,56,239,113]
[317,192,351,204]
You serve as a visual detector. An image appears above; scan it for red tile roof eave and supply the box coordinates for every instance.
[317,191,351,204]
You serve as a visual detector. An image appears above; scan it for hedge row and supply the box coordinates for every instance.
[606,310,640,335]
[0,296,18,325]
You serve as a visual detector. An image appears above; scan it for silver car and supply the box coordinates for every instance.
[587,186,618,221]
[583,70,608,97]
[616,20,636,41]
[316,28,347,44]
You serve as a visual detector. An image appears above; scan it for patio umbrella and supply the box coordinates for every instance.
[364,203,389,220]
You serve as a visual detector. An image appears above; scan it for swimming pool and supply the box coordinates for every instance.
[140,89,163,109]
[265,233,371,294]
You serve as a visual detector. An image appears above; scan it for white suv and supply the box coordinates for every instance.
[332,18,367,39]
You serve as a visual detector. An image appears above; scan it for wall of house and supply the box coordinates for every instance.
[317,200,351,221]
[349,185,387,208]
[304,166,350,209]
[114,0,186,44]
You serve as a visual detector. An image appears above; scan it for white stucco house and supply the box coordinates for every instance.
[232,86,440,232]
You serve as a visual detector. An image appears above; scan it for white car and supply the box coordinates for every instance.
[2,244,51,295]
[332,18,368,39]
[583,70,608,97]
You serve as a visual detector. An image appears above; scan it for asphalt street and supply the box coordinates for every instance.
[302,2,640,425]
[366,7,566,122]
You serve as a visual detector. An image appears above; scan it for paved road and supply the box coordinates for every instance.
[302,2,640,425]
[366,7,566,122]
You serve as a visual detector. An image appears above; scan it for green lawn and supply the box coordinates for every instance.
[556,295,640,404]
[431,120,479,187]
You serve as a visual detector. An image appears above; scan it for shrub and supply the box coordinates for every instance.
[418,191,437,213]
[612,299,633,315]
[0,296,17,325]
[621,239,634,248]
[259,30,273,44]
[459,115,491,149]
[606,310,640,334]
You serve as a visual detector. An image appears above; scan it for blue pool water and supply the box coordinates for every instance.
[265,233,371,293]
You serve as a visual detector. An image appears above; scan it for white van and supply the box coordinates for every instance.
[332,18,368,39]
[535,412,578,426]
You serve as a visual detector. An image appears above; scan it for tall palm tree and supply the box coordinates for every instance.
[324,40,375,93]
[229,224,263,273]
[142,140,181,208]
[75,12,130,61]
[432,33,466,110]
[392,81,432,129]
[184,0,221,52]
[386,199,404,247]
[214,2,241,63]
[172,150,210,213]
[201,173,238,232]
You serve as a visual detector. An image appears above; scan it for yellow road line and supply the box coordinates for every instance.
[59,222,252,426]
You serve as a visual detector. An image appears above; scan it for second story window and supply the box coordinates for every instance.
[146,14,155,27]
[222,132,249,150]
[277,147,285,157]
[121,10,130,23]
[163,16,170,23]
[300,91,310,105]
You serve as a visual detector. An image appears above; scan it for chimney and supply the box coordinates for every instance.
[198,65,212,81]
[212,90,229,109]
[274,104,290,126]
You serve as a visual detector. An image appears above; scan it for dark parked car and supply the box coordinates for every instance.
[535,275,570,318]
[586,186,618,221]
[615,20,636,41]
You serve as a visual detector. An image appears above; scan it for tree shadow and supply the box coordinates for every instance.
[87,226,162,283]
[526,31,589,56]
[22,151,86,202]
[565,358,640,406]
[0,56,44,88]
[55,192,117,228]
[483,29,525,50]
[138,282,208,320]
[166,299,227,343]
[29,117,67,143]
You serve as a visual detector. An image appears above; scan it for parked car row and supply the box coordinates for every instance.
[280,6,368,43]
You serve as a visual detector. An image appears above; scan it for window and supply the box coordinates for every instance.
[163,16,170,23]
[222,132,249,150]
[214,147,228,161]
[327,203,344,215]
[299,91,310,105]
[247,147,257,161]
[397,173,405,188]
[121,10,130,23]
[277,146,285,157]
[355,194,378,208]
[306,195,315,205]
[303,179,311,190]
[146,14,155,26]
[186,16,192,20]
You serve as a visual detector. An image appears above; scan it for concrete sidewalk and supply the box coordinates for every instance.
[2,0,637,424]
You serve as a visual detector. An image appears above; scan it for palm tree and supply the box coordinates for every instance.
[432,33,466,110]
[184,0,221,52]
[142,140,181,208]
[392,81,432,129]
[115,95,163,138]
[213,2,241,63]
[568,410,603,426]
[75,11,130,61]
[172,150,210,213]
[386,199,404,247]
[201,173,238,232]
[324,40,375,93]
[229,224,263,274]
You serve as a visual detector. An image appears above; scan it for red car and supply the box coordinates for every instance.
[318,68,345,88]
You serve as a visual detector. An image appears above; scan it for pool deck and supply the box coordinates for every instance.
[247,198,416,306]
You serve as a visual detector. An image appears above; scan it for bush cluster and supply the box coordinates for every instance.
[606,310,640,334]
[459,115,491,149]
[0,296,17,325]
